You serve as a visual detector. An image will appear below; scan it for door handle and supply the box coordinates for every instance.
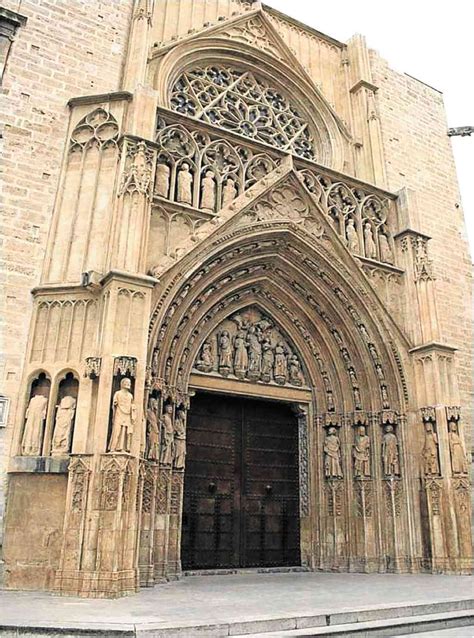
[208,482,217,494]
[265,484,273,495]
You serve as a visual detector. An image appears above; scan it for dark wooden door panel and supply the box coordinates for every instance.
[181,392,300,570]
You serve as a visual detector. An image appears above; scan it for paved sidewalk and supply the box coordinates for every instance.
[0,571,473,630]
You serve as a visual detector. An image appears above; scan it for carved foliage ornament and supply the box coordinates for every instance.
[171,65,317,160]
[119,140,155,199]
[193,306,307,387]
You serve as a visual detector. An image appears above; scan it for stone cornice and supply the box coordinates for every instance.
[100,269,158,288]
[356,256,405,275]
[350,79,379,94]
[67,91,133,108]
[0,7,27,29]
[394,228,432,242]
[409,342,458,355]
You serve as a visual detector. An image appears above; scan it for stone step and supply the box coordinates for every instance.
[244,610,474,637]
[0,599,472,637]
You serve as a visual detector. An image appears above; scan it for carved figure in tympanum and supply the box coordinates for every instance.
[288,354,304,387]
[155,162,170,198]
[222,177,237,206]
[109,378,136,453]
[364,222,377,259]
[382,424,400,477]
[218,330,233,376]
[448,421,468,475]
[160,404,174,466]
[196,340,214,373]
[201,170,216,212]
[273,342,288,385]
[324,427,343,478]
[21,393,48,456]
[176,163,193,205]
[146,397,160,461]
[422,422,440,476]
[51,395,76,456]
[246,325,262,379]
[261,338,274,383]
[173,408,186,470]
[346,218,359,254]
[379,233,394,264]
[233,329,248,379]
[353,425,371,478]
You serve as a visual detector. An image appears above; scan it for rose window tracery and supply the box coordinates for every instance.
[170,65,317,160]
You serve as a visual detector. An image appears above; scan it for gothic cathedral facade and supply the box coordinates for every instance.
[2,0,472,597]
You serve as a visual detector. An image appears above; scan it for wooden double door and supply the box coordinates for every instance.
[181,392,301,570]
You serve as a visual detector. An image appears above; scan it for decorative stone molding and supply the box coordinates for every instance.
[119,139,155,199]
[0,7,27,84]
[84,357,101,379]
[113,356,138,378]
[69,108,119,153]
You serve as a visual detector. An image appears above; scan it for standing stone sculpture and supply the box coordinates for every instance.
[364,222,377,259]
[21,393,48,456]
[448,421,468,475]
[109,378,136,453]
[422,422,440,476]
[160,404,174,466]
[201,170,216,212]
[382,424,400,477]
[145,397,160,461]
[324,427,343,478]
[176,162,193,205]
[154,162,170,198]
[218,330,233,376]
[353,425,371,478]
[173,408,186,470]
[51,395,76,456]
[346,218,360,254]
[233,329,248,379]
[222,177,237,206]
[288,354,304,387]
[379,233,394,264]
[246,326,262,379]
[274,342,288,385]
[261,337,274,383]
[196,340,214,373]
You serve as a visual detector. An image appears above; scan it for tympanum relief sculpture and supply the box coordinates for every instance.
[193,307,307,387]
[51,396,76,456]
[109,378,136,453]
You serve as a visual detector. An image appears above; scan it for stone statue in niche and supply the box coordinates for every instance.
[233,329,248,379]
[353,425,371,478]
[176,163,193,205]
[422,422,440,476]
[154,162,170,198]
[379,233,394,264]
[288,354,304,387]
[346,218,360,253]
[364,222,377,259]
[261,338,274,383]
[109,378,136,453]
[173,408,186,470]
[382,424,400,477]
[274,342,288,385]
[51,395,76,456]
[218,330,233,376]
[145,397,160,461]
[222,177,237,206]
[160,404,174,465]
[196,340,214,373]
[247,326,262,380]
[324,427,343,478]
[21,392,48,456]
[201,170,216,212]
[448,421,468,475]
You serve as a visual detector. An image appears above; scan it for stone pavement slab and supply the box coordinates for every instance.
[0,572,472,634]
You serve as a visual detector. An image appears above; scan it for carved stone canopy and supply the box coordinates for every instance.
[193,305,307,387]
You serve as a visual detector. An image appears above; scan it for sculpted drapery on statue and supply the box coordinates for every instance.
[21,393,48,456]
[448,421,468,475]
[382,425,400,477]
[109,378,136,453]
[192,306,308,388]
[51,396,76,456]
[324,427,343,478]
[353,425,371,478]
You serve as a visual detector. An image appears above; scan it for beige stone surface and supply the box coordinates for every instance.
[1,0,472,597]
